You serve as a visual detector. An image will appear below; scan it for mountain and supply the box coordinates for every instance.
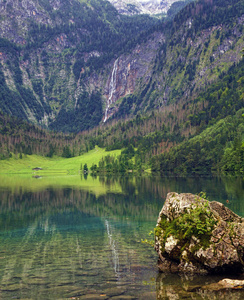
[0,0,243,134]
[1,57,243,174]
[92,0,244,120]
[107,0,181,15]
[0,0,157,131]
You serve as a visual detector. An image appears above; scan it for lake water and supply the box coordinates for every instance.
[0,175,243,299]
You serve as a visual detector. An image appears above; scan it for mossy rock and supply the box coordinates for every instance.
[155,192,244,275]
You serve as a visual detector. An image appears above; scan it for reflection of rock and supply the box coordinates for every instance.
[201,278,244,291]
[156,272,244,300]
[155,192,244,275]
[32,175,42,179]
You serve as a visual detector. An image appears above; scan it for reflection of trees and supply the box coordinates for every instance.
[221,177,244,215]
[1,176,243,231]
[0,177,162,231]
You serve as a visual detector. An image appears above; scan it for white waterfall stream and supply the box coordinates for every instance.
[104,58,119,122]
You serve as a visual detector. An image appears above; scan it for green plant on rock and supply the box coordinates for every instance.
[156,196,216,252]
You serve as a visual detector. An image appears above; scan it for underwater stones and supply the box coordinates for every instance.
[155,192,244,275]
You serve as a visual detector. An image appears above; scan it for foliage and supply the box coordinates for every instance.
[188,59,244,128]
[170,0,244,34]
[141,231,154,247]
[96,144,151,173]
[62,145,72,158]
[151,108,244,175]
[50,91,103,133]
[150,57,244,176]
[156,196,216,251]
[83,163,88,171]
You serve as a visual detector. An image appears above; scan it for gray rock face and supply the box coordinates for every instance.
[108,0,178,15]
[101,32,165,120]
[155,192,244,275]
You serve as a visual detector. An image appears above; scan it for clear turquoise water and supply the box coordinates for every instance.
[0,175,243,299]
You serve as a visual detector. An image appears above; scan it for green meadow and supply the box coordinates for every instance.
[0,146,121,175]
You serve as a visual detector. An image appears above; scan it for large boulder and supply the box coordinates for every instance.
[155,192,244,275]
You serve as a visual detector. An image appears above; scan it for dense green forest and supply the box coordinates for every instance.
[151,109,244,175]
[149,58,244,175]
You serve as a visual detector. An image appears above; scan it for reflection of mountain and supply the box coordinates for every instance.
[0,176,243,232]
[105,219,120,279]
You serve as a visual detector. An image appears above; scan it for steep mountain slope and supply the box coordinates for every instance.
[0,0,243,134]
[150,57,244,175]
[0,0,157,131]
[106,0,244,119]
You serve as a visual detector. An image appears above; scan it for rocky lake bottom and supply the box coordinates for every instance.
[0,175,243,299]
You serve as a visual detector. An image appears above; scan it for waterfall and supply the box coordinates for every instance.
[104,58,119,122]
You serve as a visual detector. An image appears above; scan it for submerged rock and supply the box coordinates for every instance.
[155,192,244,275]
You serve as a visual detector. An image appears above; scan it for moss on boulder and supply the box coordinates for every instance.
[155,192,244,275]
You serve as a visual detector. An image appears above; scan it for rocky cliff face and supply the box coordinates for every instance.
[0,0,56,43]
[89,32,165,121]
[0,0,158,130]
[96,7,244,119]
[108,0,180,15]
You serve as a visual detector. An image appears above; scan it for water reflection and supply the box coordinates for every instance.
[0,175,243,299]
[156,272,244,299]
[105,220,120,280]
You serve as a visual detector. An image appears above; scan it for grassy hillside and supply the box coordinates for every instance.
[0,146,121,174]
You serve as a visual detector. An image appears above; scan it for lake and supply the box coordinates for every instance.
[0,175,243,299]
